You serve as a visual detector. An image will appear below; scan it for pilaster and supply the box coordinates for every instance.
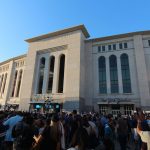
[4,61,14,105]
[117,56,123,93]
[106,56,111,94]
[0,75,4,95]
[42,56,49,94]
[134,35,150,107]
[52,55,59,93]
[14,70,20,97]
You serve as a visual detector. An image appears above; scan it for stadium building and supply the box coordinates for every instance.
[0,25,150,115]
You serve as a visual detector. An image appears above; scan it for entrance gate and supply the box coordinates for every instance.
[111,104,120,116]
[98,104,134,116]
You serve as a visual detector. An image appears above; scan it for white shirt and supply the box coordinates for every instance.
[139,131,150,150]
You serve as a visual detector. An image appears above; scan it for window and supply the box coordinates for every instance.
[20,61,23,66]
[148,40,150,46]
[98,56,107,94]
[16,62,19,67]
[109,55,119,93]
[0,74,4,93]
[37,57,45,94]
[121,54,131,93]
[102,46,105,51]
[119,43,123,49]
[11,71,18,97]
[98,46,101,52]
[2,73,7,94]
[124,43,128,49]
[58,54,65,93]
[108,45,112,51]
[16,70,23,97]
[113,44,116,50]
[47,56,55,93]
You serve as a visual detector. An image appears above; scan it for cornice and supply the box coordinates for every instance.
[0,54,27,66]
[25,25,90,43]
[86,30,150,43]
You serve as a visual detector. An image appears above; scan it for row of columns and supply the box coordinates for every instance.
[0,73,7,97]
[36,54,64,94]
[101,55,126,94]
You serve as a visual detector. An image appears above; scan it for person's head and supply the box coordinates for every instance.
[72,110,77,115]
[51,113,59,124]
[35,119,44,128]
[16,111,23,116]
[24,114,33,125]
[71,127,89,150]
[82,115,90,127]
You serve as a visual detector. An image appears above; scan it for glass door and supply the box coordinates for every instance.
[111,104,120,116]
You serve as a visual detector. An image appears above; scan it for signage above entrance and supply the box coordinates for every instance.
[98,98,132,104]
[31,94,53,102]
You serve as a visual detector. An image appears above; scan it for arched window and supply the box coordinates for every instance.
[0,74,4,93]
[11,71,18,97]
[16,70,23,97]
[58,54,65,93]
[121,54,131,93]
[98,56,107,94]
[109,55,119,93]
[37,57,45,94]
[2,73,7,94]
[47,56,55,93]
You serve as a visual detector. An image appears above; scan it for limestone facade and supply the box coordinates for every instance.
[0,25,150,114]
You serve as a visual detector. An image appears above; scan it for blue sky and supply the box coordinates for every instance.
[0,0,150,62]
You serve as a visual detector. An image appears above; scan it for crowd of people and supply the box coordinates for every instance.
[0,109,149,150]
